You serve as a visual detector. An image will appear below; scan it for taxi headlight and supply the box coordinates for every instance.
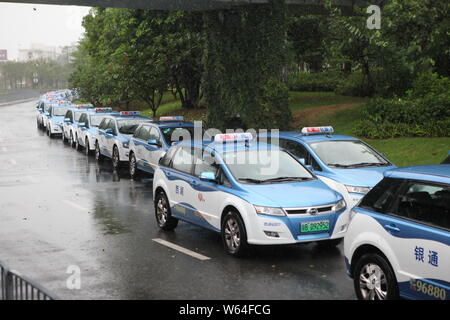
[333,199,346,211]
[345,185,371,195]
[254,206,286,217]
[122,142,129,148]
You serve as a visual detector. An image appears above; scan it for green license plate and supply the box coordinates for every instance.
[301,220,330,233]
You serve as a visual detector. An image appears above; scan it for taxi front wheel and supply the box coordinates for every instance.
[221,211,249,257]
[155,191,178,231]
[353,253,399,300]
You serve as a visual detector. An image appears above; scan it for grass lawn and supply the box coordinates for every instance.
[143,91,448,167]
[288,91,368,111]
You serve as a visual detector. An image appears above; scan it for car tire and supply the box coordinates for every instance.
[75,134,80,151]
[85,138,91,156]
[62,131,67,143]
[316,238,343,247]
[69,132,75,148]
[95,141,104,162]
[221,210,249,257]
[129,152,140,179]
[112,146,121,170]
[154,190,178,231]
[353,253,399,300]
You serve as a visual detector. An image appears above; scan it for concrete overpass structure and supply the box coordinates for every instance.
[0,0,368,12]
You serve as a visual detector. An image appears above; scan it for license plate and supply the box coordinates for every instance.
[301,220,329,233]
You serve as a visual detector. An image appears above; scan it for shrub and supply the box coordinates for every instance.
[287,71,341,92]
[355,73,450,138]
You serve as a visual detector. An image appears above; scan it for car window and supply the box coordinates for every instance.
[393,181,450,231]
[194,149,218,177]
[172,146,194,174]
[358,178,403,213]
[160,146,178,168]
[149,127,161,142]
[98,118,107,130]
[279,139,322,171]
[107,120,117,135]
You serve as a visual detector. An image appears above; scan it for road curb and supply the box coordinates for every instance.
[0,97,39,107]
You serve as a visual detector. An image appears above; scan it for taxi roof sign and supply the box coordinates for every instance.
[301,126,334,135]
[120,111,140,116]
[159,116,184,122]
[214,133,253,143]
[95,107,113,113]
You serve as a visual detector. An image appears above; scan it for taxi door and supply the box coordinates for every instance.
[375,180,450,300]
[98,119,110,156]
[190,150,222,231]
[144,126,165,171]
[105,119,117,157]
[133,126,150,167]
[167,146,196,221]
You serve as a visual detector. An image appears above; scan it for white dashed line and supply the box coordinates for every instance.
[62,200,89,212]
[152,238,211,261]
[1,147,7,152]
[9,159,17,165]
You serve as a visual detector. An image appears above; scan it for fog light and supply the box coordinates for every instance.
[264,231,279,238]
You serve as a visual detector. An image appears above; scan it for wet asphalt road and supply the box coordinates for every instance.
[0,100,355,300]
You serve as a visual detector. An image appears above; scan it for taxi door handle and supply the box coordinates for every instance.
[384,224,400,233]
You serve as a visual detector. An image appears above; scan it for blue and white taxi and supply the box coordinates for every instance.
[61,104,94,148]
[94,111,152,169]
[153,133,347,256]
[45,104,72,138]
[344,165,450,300]
[128,116,200,178]
[75,108,119,156]
[38,99,70,131]
[261,127,396,232]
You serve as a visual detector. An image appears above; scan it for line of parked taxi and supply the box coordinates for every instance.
[35,90,449,300]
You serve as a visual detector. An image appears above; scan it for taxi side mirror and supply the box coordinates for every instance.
[105,128,113,135]
[78,122,86,128]
[64,118,70,123]
[147,139,160,147]
[199,171,216,183]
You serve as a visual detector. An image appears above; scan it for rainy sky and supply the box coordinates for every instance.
[0,2,91,60]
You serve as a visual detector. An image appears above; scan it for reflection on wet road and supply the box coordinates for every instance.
[0,101,355,299]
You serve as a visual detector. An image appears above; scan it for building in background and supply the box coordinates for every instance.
[0,50,7,62]
[18,43,77,64]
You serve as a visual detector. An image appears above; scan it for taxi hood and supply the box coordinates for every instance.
[326,165,396,187]
[240,179,341,208]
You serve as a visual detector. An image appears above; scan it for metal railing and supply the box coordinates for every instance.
[0,260,58,300]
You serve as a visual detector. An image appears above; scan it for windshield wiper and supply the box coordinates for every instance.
[327,163,352,168]
[238,178,264,184]
[347,162,387,168]
[260,176,312,183]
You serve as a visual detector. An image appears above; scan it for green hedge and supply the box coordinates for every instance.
[355,73,450,138]
[287,71,341,92]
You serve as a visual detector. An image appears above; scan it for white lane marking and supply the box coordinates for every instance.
[9,159,17,165]
[152,238,211,261]
[62,200,89,212]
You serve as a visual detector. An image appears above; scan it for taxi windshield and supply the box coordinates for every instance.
[118,119,148,134]
[161,126,197,144]
[309,140,389,168]
[52,107,69,116]
[222,149,314,184]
